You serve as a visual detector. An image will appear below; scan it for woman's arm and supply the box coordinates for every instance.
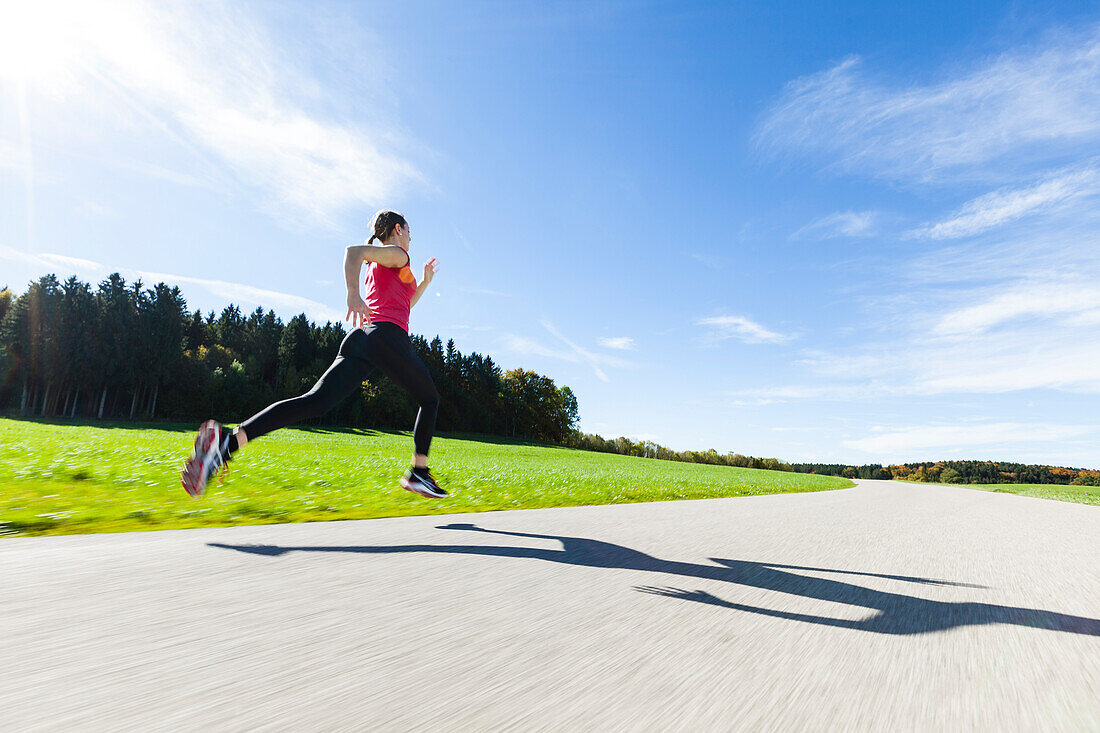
[343,247,370,328]
[411,258,438,308]
[345,243,408,269]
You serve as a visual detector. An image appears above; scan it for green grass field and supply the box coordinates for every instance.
[906,480,1100,505]
[0,418,854,537]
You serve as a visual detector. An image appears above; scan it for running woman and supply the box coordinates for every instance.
[181,210,446,499]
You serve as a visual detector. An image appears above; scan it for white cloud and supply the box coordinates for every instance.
[747,27,1100,403]
[844,422,1093,456]
[499,322,633,382]
[501,334,578,363]
[3,0,422,227]
[792,210,878,240]
[933,279,1100,336]
[913,340,1100,394]
[754,28,1100,182]
[739,23,1100,466]
[760,324,1100,398]
[730,206,1100,398]
[542,321,633,382]
[727,382,900,405]
[735,275,1100,399]
[598,336,636,350]
[136,270,345,324]
[0,244,49,268]
[39,253,106,272]
[898,209,1100,293]
[909,165,1100,239]
[698,315,791,344]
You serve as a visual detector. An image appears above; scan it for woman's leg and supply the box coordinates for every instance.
[236,330,373,447]
[364,325,440,463]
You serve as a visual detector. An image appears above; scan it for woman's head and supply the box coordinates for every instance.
[368,210,409,247]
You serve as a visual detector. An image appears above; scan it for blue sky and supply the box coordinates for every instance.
[3,0,1100,467]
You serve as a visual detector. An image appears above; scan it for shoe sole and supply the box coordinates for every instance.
[400,477,447,498]
[181,420,220,498]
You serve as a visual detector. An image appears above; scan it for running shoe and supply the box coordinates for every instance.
[181,420,230,498]
[400,467,447,498]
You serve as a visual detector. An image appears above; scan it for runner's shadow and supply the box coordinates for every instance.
[208,523,1100,636]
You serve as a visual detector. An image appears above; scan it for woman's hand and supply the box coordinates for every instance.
[422,258,438,285]
[345,292,371,328]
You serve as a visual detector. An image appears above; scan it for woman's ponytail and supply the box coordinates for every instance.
[368,210,407,244]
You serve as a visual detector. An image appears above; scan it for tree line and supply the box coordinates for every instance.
[0,274,578,443]
[780,460,1098,485]
[2,274,1095,486]
[886,460,1100,486]
[564,431,797,471]
[562,433,886,477]
[563,434,1098,485]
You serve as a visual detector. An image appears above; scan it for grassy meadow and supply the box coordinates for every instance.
[916,481,1100,506]
[0,418,854,537]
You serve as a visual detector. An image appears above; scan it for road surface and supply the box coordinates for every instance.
[2,479,1098,731]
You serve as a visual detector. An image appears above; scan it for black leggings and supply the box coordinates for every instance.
[238,322,439,455]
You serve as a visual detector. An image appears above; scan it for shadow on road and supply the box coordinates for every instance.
[209,523,1100,637]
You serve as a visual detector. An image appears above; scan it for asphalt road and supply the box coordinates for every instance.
[2,479,1098,731]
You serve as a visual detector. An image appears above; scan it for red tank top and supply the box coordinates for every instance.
[364,252,416,332]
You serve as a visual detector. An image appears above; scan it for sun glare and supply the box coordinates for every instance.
[0,0,84,84]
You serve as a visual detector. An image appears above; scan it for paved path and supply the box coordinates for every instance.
[2,479,1098,731]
